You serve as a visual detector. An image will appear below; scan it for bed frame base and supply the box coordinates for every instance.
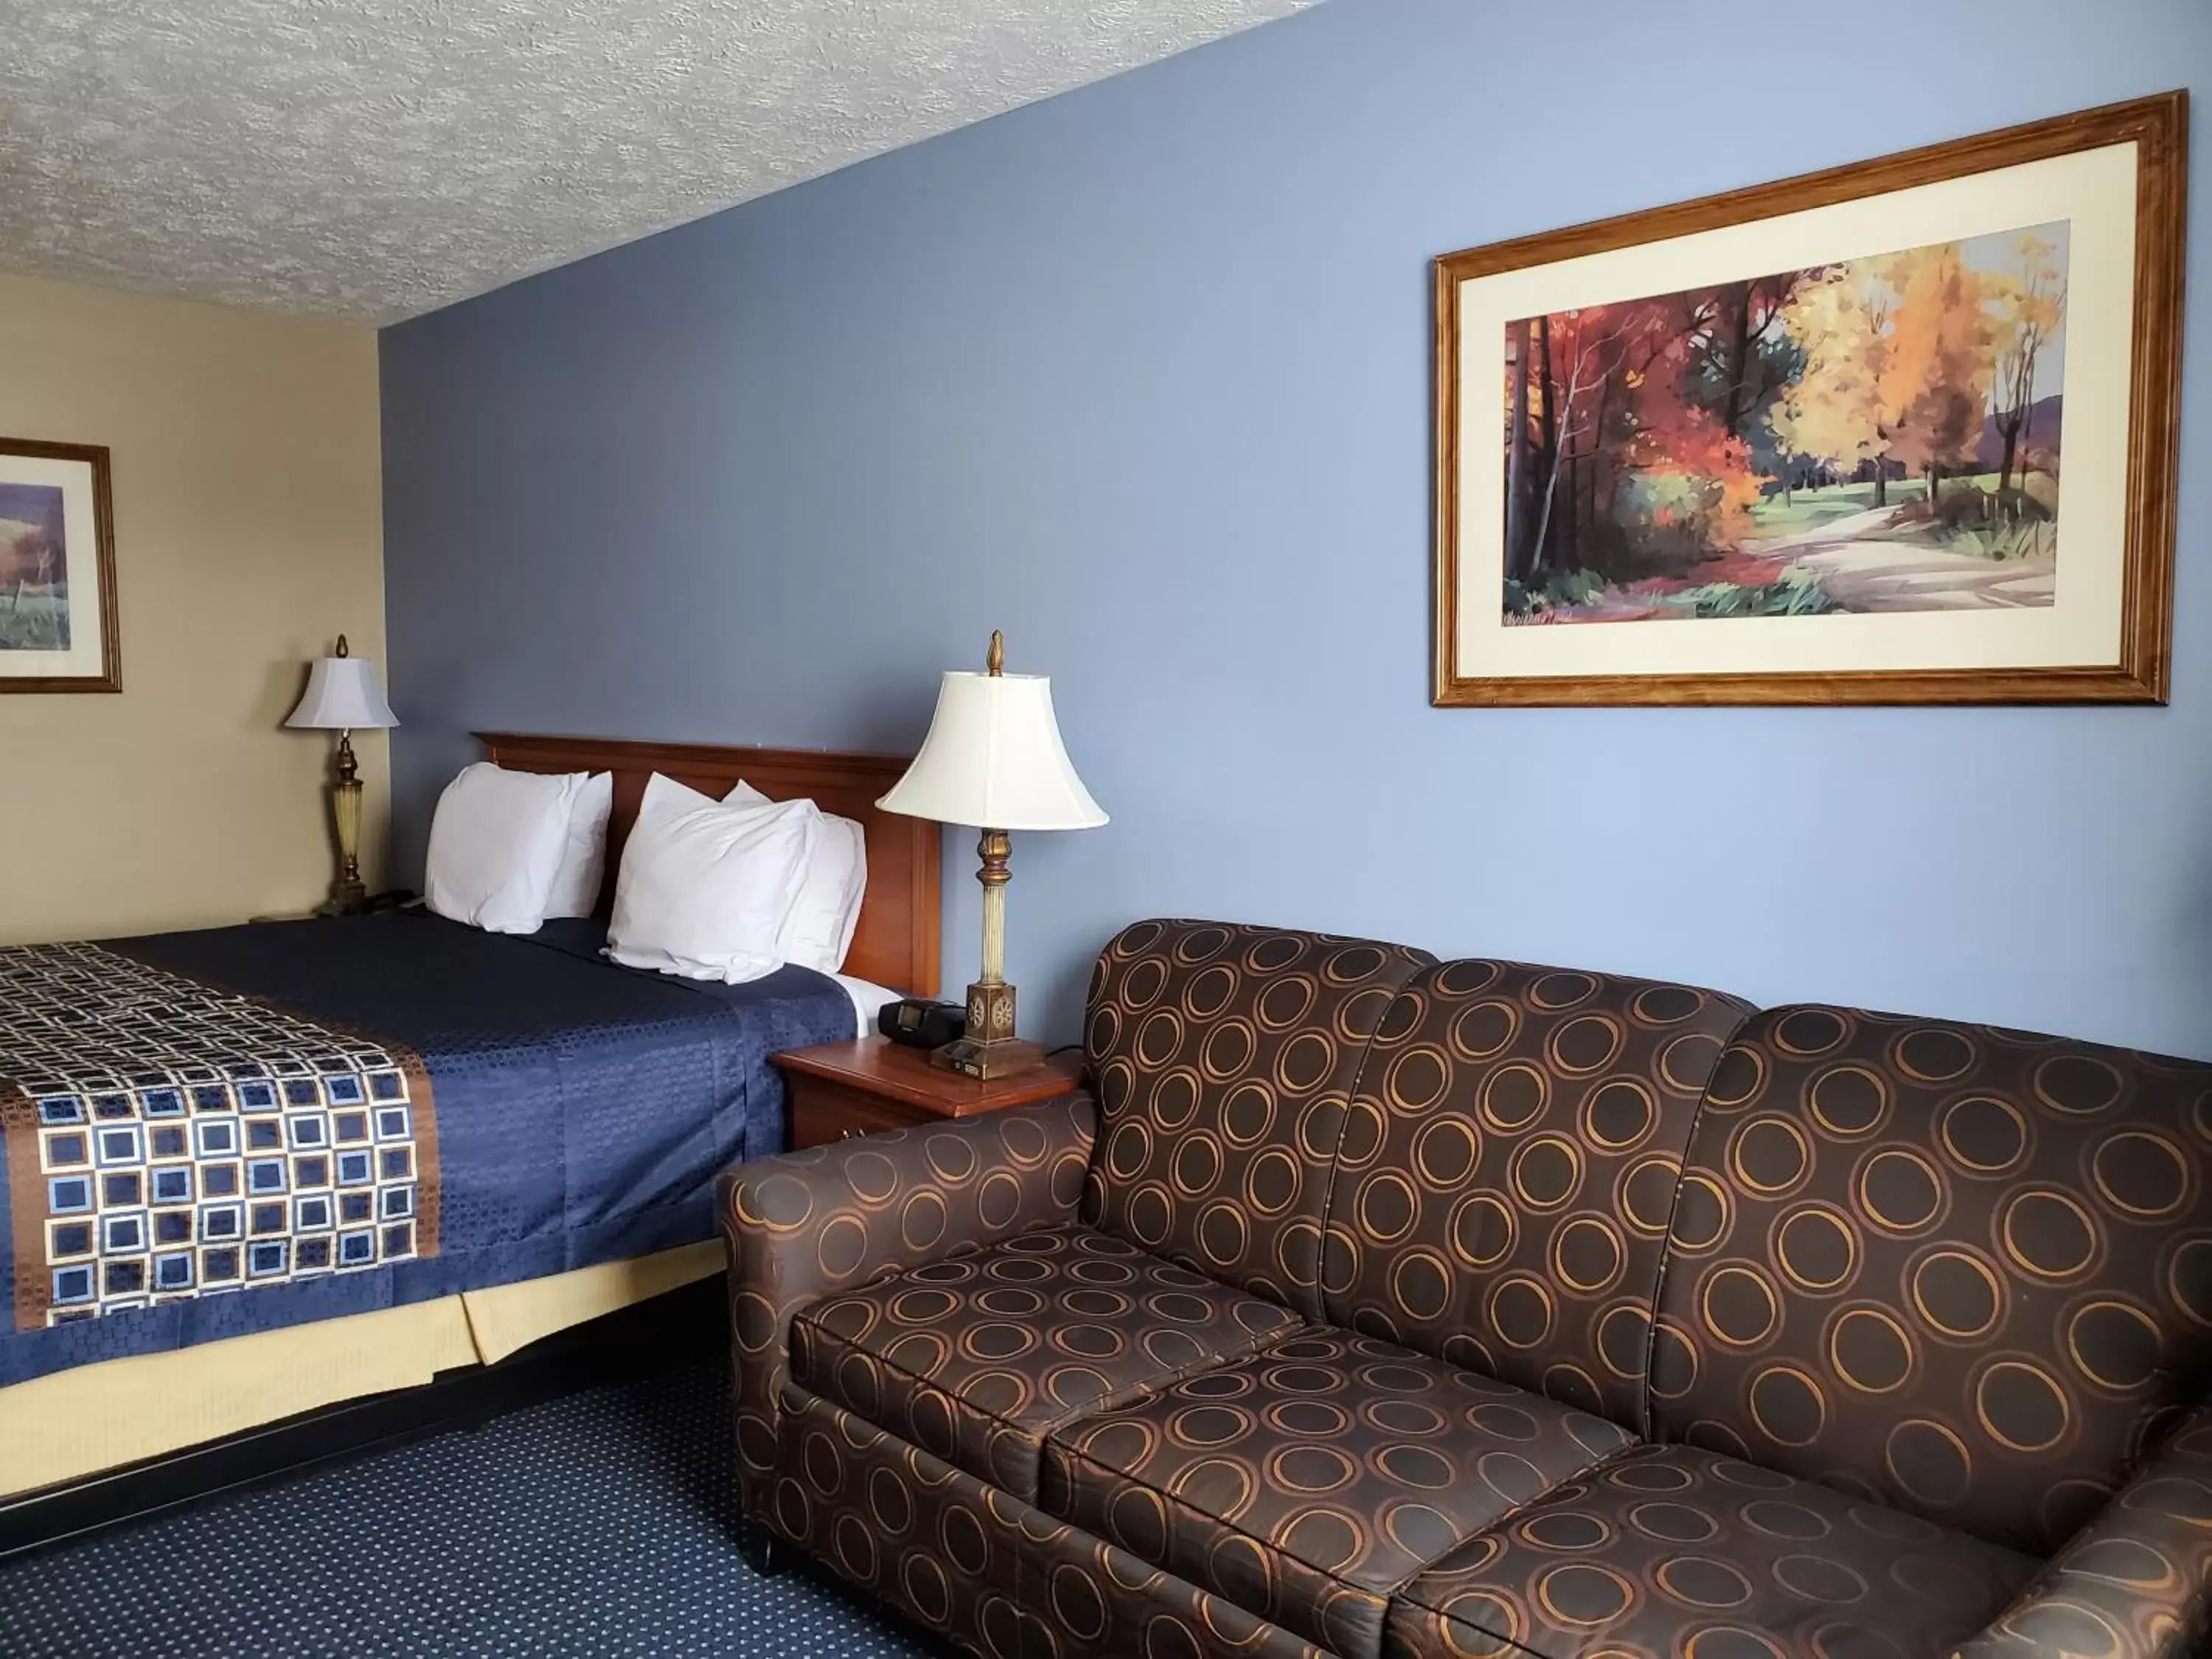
[0,1278,724,1562]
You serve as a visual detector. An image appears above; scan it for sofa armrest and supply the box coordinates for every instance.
[717,1093,1095,1525]
[1955,1402,2212,1658]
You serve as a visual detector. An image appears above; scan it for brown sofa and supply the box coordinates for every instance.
[720,919,2212,1658]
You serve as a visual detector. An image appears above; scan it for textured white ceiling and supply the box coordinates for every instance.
[0,0,1317,324]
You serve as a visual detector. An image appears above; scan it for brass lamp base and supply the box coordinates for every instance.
[932,975,1046,1079]
[931,1035,1048,1081]
[319,880,368,917]
[322,729,369,917]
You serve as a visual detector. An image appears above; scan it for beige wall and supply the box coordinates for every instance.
[0,274,386,943]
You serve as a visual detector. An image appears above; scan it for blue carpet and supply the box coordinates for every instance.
[0,1360,941,1658]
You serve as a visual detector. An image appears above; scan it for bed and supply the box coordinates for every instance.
[0,733,940,1514]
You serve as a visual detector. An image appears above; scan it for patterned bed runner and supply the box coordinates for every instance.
[1,942,438,1332]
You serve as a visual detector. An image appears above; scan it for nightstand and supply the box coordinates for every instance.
[773,1037,1085,1150]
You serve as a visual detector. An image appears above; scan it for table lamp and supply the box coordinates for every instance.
[878,630,1107,1079]
[285,634,399,914]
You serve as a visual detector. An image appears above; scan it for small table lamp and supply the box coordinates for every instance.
[878,630,1107,1079]
[285,634,399,914]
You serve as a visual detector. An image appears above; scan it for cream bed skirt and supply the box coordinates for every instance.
[0,1240,725,1499]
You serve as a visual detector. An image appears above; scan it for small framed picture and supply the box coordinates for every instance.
[1433,94,2186,706]
[0,437,119,693]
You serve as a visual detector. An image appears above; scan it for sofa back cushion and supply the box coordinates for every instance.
[1083,919,1433,1318]
[1318,959,1748,1430]
[1652,1004,2212,1556]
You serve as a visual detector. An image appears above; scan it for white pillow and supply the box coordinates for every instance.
[635,775,726,814]
[727,781,867,974]
[605,774,822,983]
[425,763,586,934]
[543,771,614,919]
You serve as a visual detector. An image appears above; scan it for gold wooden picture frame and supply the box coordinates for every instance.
[0,436,119,694]
[1433,93,2186,707]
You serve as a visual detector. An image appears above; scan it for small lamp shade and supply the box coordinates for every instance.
[877,670,1105,831]
[286,652,397,731]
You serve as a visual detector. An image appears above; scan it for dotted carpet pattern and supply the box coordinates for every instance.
[0,1359,944,1659]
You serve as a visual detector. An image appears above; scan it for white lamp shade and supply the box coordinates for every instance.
[877,671,1107,832]
[285,655,398,731]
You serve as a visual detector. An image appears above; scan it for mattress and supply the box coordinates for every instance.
[0,910,858,1387]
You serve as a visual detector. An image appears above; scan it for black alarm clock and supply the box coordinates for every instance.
[878,998,968,1049]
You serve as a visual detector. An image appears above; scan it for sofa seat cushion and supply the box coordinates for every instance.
[1041,1329,1633,1659]
[1385,1443,2039,1659]
[790,1223,1299,1501]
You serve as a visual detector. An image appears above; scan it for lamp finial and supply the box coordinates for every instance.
[987,630,1004,676]
[335,634,350,658]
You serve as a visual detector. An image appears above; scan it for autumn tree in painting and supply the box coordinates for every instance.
[1769,268,1893,502]
[1989,233,2067,500]
[1502,220,2068,623]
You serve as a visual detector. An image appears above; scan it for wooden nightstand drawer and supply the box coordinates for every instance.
[789,1078,936,1147]
[773,1037,1083,1151]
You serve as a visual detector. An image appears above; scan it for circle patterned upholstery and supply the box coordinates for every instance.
[734,920,2212,1659]
[722,1094,1094,1526]
[1043,1329,1632,1658]
[779,1388,1040,1658]
[1084,921,1434,1318]
[779,1388,1332,1659]
[1651,1004,2212,1556]
[1387,1441,2037,1659]
[792,1223,1300,1500]
[1317,959,1748,1430]
[1958,1402,2212,1659]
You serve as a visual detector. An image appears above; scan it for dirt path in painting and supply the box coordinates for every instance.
[1786,541,2053,609]
[1746,504,2054,612]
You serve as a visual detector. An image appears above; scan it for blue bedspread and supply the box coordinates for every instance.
[0,911,855,1386]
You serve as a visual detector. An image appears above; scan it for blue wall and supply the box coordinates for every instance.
[382,0,2212,1058]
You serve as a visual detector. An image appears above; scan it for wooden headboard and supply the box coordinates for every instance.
[475,731,940,997]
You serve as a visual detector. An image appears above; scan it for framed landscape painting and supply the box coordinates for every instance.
[0,437,118,693]
[1433,94,2185,706]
